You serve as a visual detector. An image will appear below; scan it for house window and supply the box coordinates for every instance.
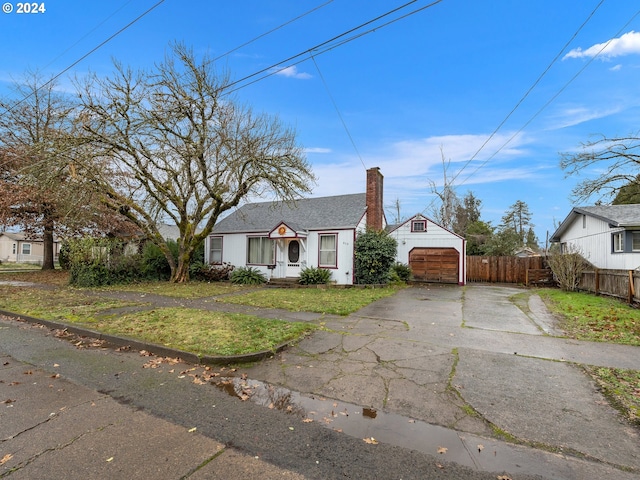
[412,220,426,232]
[633,232,640,252]
[209,236,223,264]
[613,232,624,253]
[582,215,586,229]
[21,243,31,255]
[247,237,274,265]
[12,243,16,255]
[319,234,337,267]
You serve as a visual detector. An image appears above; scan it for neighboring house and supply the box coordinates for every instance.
[387,214,466,285]
[0,232,60,265]
[550,204,640,270]
[204,167,466,285]
[514,247,541,258]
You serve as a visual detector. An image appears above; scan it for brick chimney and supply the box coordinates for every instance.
[366,167,384,230]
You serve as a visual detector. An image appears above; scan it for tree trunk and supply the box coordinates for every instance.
[41,217,55,270]
[172,257,190,283]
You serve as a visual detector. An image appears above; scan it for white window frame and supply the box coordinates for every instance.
[247,236,275,265]
[411,220,426,232]
[21,243,31,255]
[12,243,16,255]
[209,236,223,264]
[632,232,640,252]
[318,233,337,268]
[613,232,624,253]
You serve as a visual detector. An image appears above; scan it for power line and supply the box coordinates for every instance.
[311,55,367,170]
[1,0,165,115]
[450,0,606,187]
[456,6,640,189]
[225,0,444,94]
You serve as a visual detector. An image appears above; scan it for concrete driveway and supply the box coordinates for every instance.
[243,284,640,478]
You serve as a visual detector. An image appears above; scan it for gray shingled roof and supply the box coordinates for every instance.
[551,204,640,241]
[212,193,366,234]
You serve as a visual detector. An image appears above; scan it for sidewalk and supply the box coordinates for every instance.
[0,353,304,479]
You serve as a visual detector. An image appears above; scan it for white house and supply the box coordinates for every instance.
[550,205,640,270]
[387,214,466,285]
[204,167,467,285]
[0,232,60,265]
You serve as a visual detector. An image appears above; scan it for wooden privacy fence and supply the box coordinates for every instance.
[466,256,548,284]
[579,269,640,304]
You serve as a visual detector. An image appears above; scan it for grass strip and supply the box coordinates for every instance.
[218,286,403,316]
[537,288,640,346]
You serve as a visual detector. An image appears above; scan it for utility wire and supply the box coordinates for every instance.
[2,0,165,115]
[449,0,606,187]
[311,55,367,170]
[456,6,640,189]
[225,0,444,93]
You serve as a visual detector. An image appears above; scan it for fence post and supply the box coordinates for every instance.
[629,270,635,305]
[594,269,599,295]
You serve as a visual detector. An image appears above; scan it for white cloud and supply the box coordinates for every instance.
[547,105,623,129]
[273,65,312,79]
[564,31,640,60]
[305,147,332,154]
[610,64,622,72]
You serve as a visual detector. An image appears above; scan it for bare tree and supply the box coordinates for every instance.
[560,134,640,203]
[429,147,459,230]
[76,44,316,282]
[0,73,125,269]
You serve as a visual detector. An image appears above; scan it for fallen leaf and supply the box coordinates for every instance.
[2,399,15,404]
[497,476,512,480]
[303,418,314,423]
[289,427,294,431]
[51,374,60,379]
[363,437,378,445]
[23,370,33,375]
[53,363,59,367]
[478,444,484,452]
[436,463,444,469]
[106,457,114,462]
[437,447,448,454]
[0,454,12,465]
[188,427,197,433]
[408,419,415,423]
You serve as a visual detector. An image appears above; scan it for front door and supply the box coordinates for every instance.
[286,240,301,277]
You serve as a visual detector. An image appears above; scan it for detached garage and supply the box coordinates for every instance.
[388,214,466,285]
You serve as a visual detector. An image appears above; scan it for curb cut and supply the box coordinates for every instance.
[0,309,289,365]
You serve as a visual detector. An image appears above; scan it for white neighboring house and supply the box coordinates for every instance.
[550,205,640,270]
[204,167,467,285]
[387,214,466,285]
[0,232,60,265]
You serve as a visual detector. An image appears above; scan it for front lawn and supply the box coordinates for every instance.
[218,285,404,316]
[537,288,640,425]
[537,288,640,346]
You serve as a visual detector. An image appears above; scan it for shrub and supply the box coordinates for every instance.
[142,240,180,281]
[230,266,266,285]
[191,262,235,281]
[390,262,412,283]
[58,242,71,270]
[548,244,588,291]
[354,229,397,285]
[299,266,332,285]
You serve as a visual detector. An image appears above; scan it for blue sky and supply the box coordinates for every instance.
[2,1,640,244]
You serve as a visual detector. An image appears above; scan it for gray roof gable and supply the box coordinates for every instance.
[212,193,366,234]
[551,204,640,241]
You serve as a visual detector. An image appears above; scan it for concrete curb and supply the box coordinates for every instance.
[0,309,290,365]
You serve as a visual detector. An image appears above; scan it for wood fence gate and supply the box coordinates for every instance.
[466,256,547,284]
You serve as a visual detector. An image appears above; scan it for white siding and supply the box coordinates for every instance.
[558,215,640,270]
[206,229,357,284]
[389,216,466,284]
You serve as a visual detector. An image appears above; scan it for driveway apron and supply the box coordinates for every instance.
[244,284,640,474]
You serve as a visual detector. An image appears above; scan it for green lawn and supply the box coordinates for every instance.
[218,286,403,316]
[537,288,640,425]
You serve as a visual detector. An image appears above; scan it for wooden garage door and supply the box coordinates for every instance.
[409,248,459,284]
